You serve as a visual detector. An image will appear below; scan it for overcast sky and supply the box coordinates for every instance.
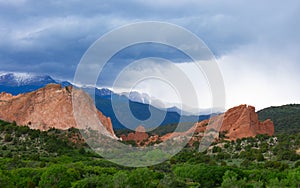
[0,0,299,110]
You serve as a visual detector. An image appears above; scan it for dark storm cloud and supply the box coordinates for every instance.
[0,0,299,83]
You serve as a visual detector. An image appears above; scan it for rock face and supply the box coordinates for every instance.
[217,105,274,140]
[121,125,149,143]
[162,104,274,141]
[0,84,116,139]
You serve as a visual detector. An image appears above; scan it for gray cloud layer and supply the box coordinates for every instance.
[0,0,299,108]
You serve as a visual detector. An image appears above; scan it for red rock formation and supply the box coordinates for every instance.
[0,84,116,139]
[120,134,127,141]
[218,105,274,140]
[161,104,274,141]
[97,111,115,138]
[121,125,149,143]
[147,135,160,144]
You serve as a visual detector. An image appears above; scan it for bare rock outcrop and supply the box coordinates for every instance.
[162,104,274,142]
[121,125,149,143]
[217,104,274,140]
[0,84,116,139]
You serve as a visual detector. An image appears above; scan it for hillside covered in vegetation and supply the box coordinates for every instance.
[0,120,300,187]
[258,104,300,134]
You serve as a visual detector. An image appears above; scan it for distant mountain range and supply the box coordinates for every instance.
[0,72,212,130]
[0,72,71,95]
[74,87,211,130]
[0,72,152,104]
[1,72,298,136]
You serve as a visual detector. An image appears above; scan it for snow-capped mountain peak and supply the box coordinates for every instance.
[121,91,151,104]
[0,72,71,95]
[5,72,33,85]
[0,72,56,86]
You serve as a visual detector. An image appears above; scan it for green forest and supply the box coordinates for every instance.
[258,104,300,134]
[0,119,300,188]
